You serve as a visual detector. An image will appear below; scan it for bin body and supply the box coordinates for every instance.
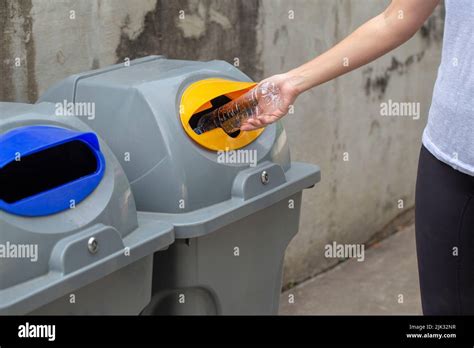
[0,102,174,315]
[145,193,302,315]
[29,256,153,315]
[39,56,321,315]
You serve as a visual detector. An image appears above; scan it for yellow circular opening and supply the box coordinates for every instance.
[180,78,264,151]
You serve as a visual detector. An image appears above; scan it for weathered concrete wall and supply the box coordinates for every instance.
[1,0,261,101]
[259,0,444,285]
[0,0,37,102]
[0,0,444,286]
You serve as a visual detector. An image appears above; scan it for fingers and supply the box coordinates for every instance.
[240,115,280,131]
[240,124,256,131]
[258,115,280,124]
[240,119,261,131]
[241,117,265,131]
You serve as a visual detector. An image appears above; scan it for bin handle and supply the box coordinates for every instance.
[0,125,106,217]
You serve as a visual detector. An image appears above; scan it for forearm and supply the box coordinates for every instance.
[287,0,439,94]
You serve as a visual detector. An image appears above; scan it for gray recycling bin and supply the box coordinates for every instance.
[0,102,174,315]
[39,55,321,315]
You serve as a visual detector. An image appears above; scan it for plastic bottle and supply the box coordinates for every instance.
[194,81,282,135]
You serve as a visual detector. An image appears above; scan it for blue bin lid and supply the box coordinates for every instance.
[0,125,106,217]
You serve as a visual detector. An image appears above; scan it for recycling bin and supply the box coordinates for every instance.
[39,55,321,314]
[0,102,174,315]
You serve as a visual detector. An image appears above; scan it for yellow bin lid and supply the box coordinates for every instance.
[179,78,264,151]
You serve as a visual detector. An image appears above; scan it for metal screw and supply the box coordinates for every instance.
[88,237,99,254]
[261,170,269,185]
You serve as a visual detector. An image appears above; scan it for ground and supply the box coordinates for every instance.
[279,224,422,315]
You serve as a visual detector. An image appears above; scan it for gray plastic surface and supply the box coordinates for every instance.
[39,56,295,216]
[29,255,153,315]
[38,56,321,315]
[0,102,174,315]
[143,192,303,315]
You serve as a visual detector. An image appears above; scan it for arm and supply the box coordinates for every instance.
[241,0,440,131]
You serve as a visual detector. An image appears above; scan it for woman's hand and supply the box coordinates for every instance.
[240,73,301,131]
[241,0,439,132]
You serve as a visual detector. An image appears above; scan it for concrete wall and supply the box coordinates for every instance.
[0,0,444,286]
[259,0,444,285]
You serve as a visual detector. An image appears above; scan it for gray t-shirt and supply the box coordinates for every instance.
[422,0,474,175]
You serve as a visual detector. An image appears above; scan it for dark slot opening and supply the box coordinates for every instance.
[189,95,241,138]
[0,140,98,204]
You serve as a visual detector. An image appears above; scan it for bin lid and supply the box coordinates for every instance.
[0,103,176,314]
[36,57,321,218]
[179,78,263,151]
[0,125,106,216]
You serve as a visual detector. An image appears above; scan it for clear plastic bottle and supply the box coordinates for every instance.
[194,81,282,135]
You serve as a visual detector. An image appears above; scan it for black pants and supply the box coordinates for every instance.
[415,145,474,315]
